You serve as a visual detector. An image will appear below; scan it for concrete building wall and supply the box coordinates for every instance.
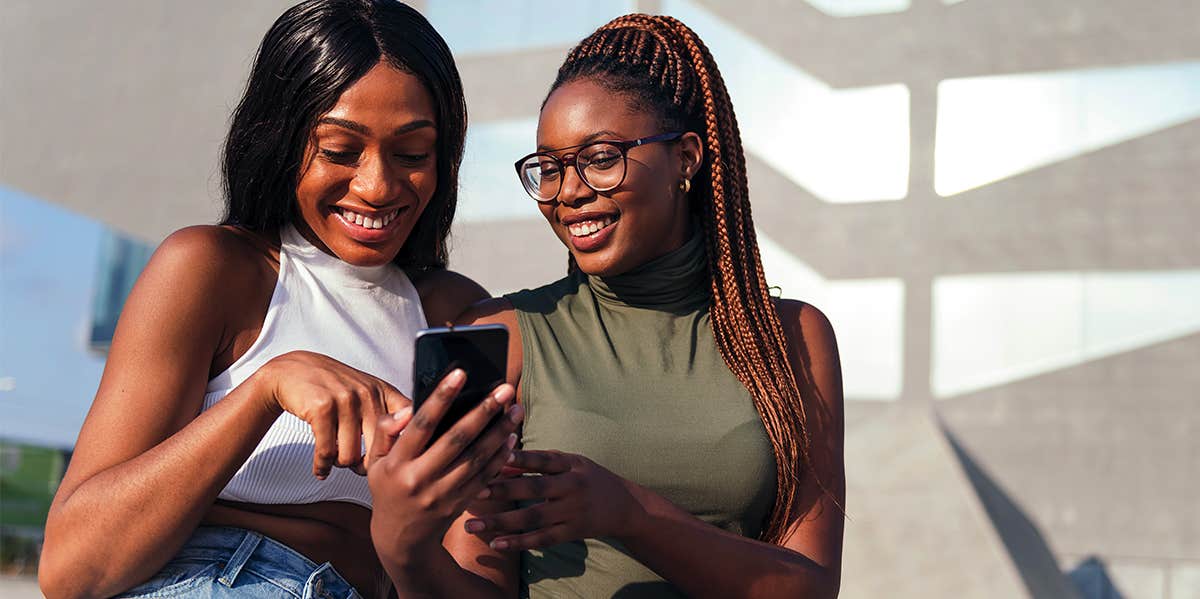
[2,1,1197,597]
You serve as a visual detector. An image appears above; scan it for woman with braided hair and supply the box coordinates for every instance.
[368,13,844,598]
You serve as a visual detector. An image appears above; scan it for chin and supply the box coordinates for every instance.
[329,241,401,267]
[316,218,412,267]
[571,251,627,278]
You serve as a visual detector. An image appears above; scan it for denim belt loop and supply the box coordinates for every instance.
[217,529,264,587]
[303,562,359,599]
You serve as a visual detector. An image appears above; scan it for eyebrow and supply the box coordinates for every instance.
[537,129,622,152]
[317,117,435,137]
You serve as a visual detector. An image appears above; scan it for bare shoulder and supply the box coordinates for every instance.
[408,268,490,326]
[773,298,842,417]
[118,225,279,379]
[774,299,838,361]
[457,297,516,327]
[458,297,523,388]
[113,224,278,363]
[151,225,277,287]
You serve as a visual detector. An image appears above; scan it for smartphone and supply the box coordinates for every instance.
[412,323,509,442]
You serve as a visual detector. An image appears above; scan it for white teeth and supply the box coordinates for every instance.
[567,216,616,237]
[340,208,401,229]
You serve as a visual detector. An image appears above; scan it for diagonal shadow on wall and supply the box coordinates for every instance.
[936,418,1083,599]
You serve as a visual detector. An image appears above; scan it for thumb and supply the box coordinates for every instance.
[366,406,412,467]
[381,383,413,416]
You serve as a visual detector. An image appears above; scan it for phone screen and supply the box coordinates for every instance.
[412,324,509,441]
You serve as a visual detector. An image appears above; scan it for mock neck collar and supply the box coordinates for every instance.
[280,223,394,288]
[588,232,710,311]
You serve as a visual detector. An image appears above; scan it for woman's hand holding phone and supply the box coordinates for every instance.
[251,350,412,478]
[367,368,524,560]
[462,450,645,552]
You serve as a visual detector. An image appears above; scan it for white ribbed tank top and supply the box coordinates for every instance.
[201,224,427,508]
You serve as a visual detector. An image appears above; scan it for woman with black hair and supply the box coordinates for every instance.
[38,2,521,597]
[368,13,845,599]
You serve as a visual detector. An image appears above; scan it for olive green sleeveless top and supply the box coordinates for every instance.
[506,234,777,599]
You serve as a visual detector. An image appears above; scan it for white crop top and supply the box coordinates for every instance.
[201,224,427,508]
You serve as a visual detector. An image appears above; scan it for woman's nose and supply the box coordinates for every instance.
[349,153,401,206]
[556,164,594,207]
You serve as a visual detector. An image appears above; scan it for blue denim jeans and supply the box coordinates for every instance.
[116,526,363,598]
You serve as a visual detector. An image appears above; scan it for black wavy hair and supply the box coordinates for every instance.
[221,0,466,271]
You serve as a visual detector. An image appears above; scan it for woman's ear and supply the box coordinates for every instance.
[679,131,704,180]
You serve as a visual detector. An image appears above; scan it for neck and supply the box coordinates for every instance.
[291,218,335,258]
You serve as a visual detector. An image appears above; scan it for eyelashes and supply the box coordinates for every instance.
[319,149,359,165]
[397,153,432,165]
[317,149,431,167]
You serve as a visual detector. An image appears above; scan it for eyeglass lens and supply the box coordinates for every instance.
[519,142,626,201]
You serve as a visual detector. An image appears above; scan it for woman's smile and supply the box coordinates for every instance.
[562,211,620,252]
[331,204,410,243]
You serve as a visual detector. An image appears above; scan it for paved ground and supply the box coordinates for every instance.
[0,575,42,598]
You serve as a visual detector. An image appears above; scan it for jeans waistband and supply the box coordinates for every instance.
[179,526,360,599]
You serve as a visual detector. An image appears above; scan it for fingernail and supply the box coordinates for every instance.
[491,539,509,550]
[506,452,516,464]
[393,406,412,421]
[506,433,518,449]
[465,519,486,533]
[508,404,525,424]
[476,487,491,499]
[449,369,466,384]
[493,385,514,403]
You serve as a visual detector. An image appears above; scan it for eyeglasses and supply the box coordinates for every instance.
[514,132,685,203]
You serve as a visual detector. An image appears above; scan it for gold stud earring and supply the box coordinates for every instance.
[679,178,691,193]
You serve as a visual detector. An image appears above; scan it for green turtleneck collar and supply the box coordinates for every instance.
[587,232,710,312]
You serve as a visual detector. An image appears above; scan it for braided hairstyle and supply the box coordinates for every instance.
[548,14,823,544]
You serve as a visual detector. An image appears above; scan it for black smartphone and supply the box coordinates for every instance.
[412,323,509,442]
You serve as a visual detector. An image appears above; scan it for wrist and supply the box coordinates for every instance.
[372,518,444,564]
[245,366,283,419]
[615,479,654,543]
[378,543,465,599]
[374,529,447,581]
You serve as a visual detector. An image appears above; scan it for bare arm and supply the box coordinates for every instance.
[408,268,490,327]
[39,227,279,598]
[40,227,410,599]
